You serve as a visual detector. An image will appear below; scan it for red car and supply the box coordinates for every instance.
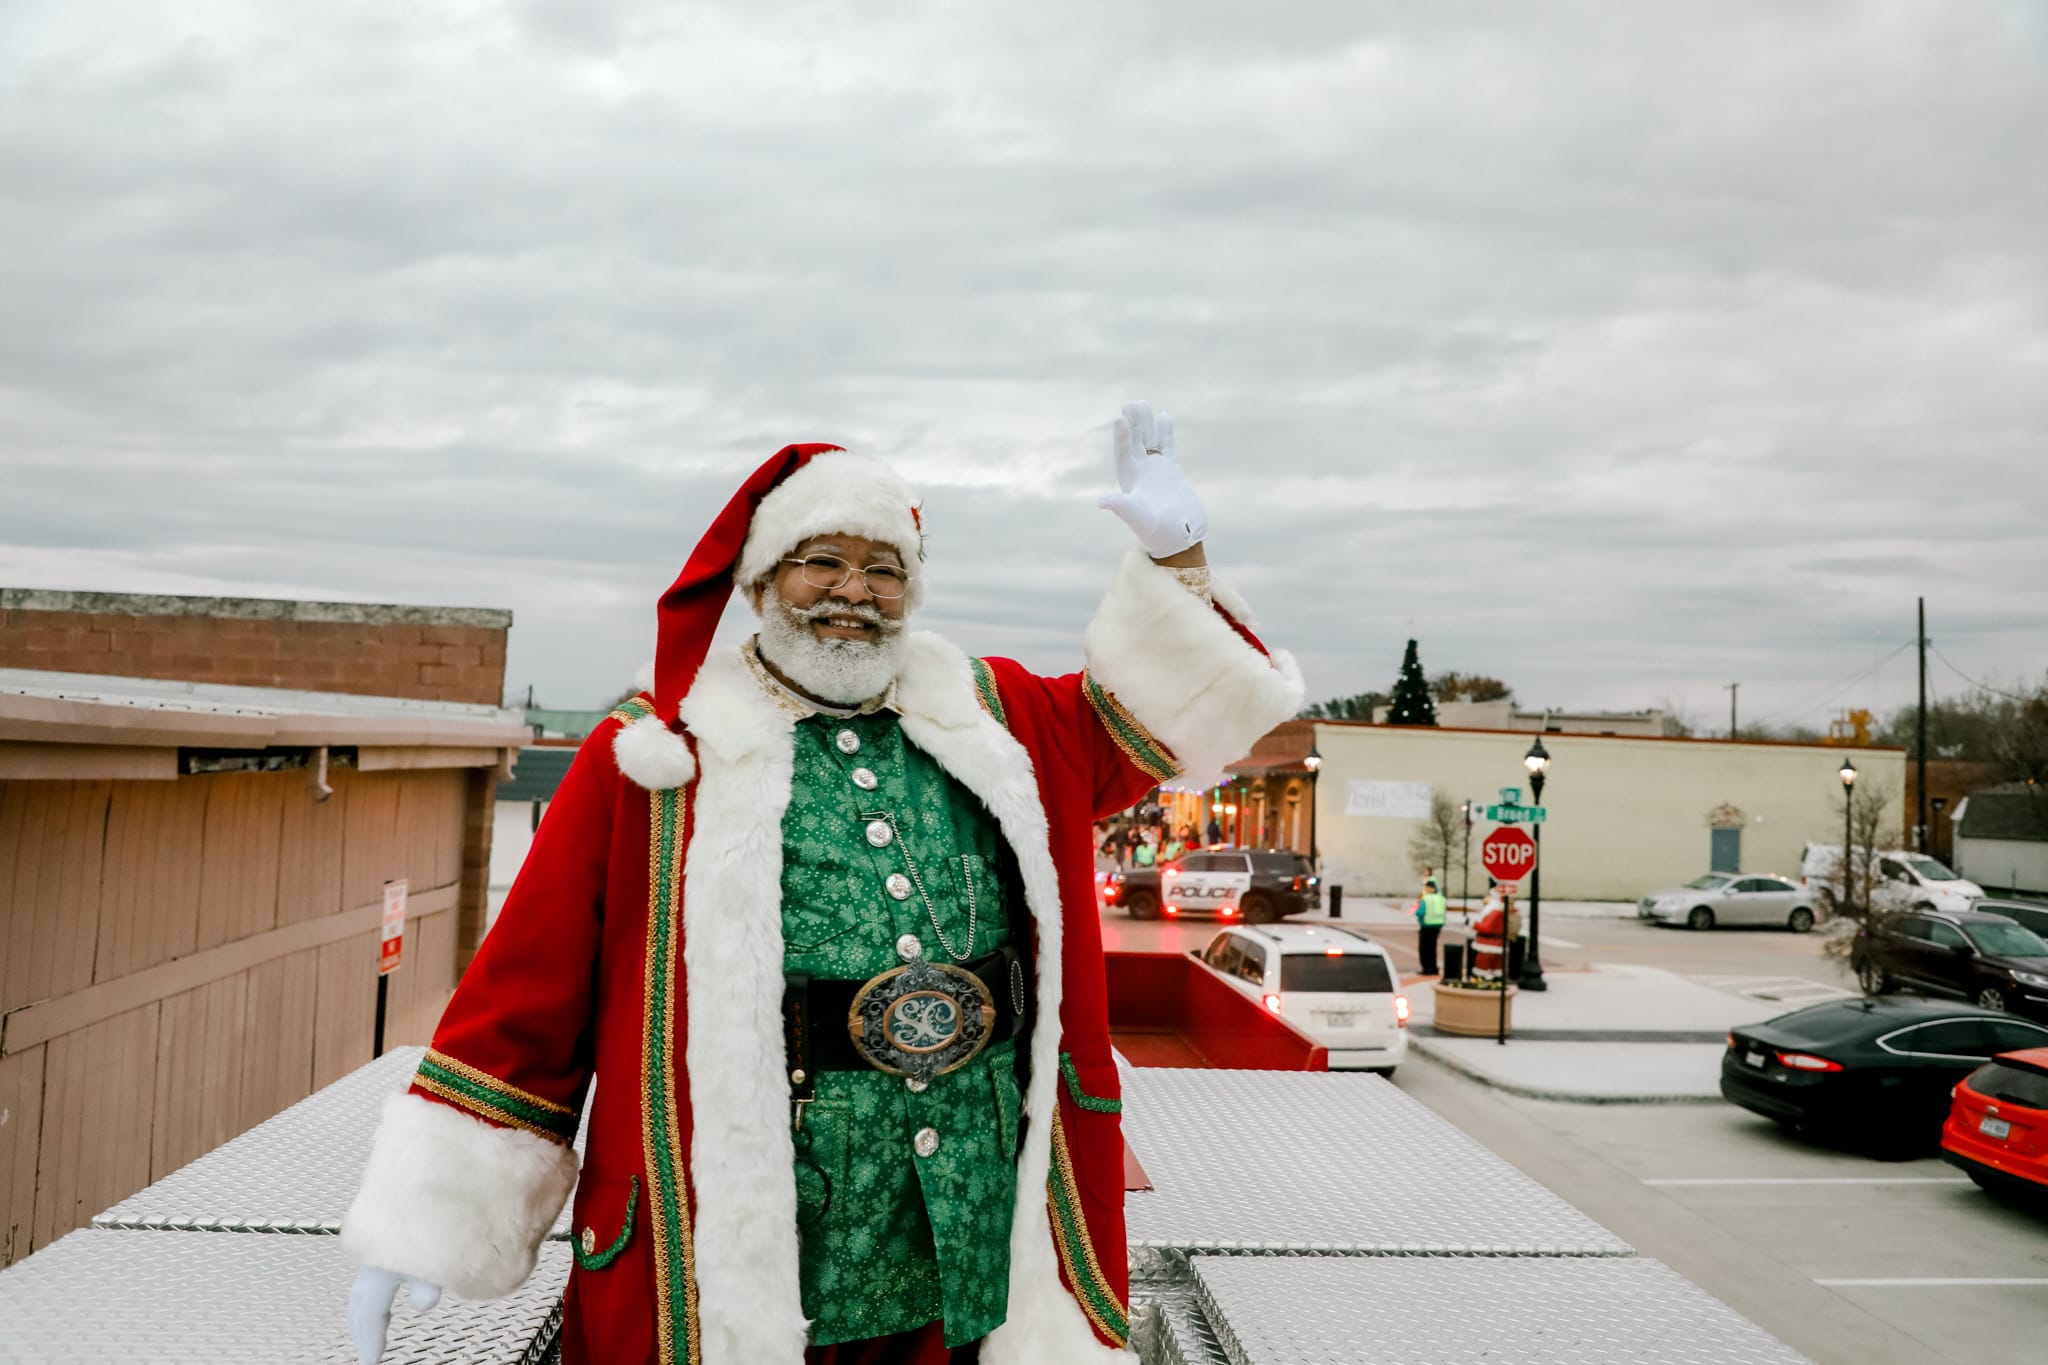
[1941,1046,2048,1205]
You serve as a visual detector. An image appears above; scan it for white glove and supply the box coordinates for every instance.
[1098,400,1208,559]
[349,1265,443,1364]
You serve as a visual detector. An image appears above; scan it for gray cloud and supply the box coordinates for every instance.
[3,0,2045,732]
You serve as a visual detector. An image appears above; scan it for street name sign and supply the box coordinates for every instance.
[1481,827,1537,884]
[1485,803,1547,823]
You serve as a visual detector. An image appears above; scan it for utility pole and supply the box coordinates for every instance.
[1917,597,1928,852]
[1726,682,1739,739]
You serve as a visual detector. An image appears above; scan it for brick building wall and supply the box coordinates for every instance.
[0,589,511,706]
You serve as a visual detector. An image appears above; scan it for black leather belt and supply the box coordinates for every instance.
[785,945,1029,1103]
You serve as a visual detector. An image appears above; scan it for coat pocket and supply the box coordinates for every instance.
[564,1171,655,1365]
[990,1052,1022,1162]
[572,1174,638,1271]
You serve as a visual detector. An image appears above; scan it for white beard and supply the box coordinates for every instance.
[755,586,908,706]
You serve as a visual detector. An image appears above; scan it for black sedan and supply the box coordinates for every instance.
[1722,997,2048,1157]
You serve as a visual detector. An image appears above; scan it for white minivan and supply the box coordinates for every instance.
[1799,844,1983,915]
[1197,923,1409,1073]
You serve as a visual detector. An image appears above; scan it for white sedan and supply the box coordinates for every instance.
[1638,874,1817,932]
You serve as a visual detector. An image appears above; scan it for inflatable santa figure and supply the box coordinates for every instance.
[342,403,1302,1364]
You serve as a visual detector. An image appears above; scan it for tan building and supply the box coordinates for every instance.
[0,590,528,1266]
[1304,721,1905,902]
[1370,699,1669,737]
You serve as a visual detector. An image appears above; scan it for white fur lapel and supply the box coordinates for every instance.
[675,634,1117,1363]
[893,634,1123,1362]
[676,649,809,1363]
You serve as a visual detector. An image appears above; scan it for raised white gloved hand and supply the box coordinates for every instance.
[349,1265,443,1364]
[1097,400,1208,559]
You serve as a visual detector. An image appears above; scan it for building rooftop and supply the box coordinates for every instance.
[2,586,510,631]
[0,666,530,753]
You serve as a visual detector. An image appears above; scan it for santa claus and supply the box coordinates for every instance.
[343,403,1302,1363]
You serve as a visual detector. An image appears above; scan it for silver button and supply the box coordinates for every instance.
[896,933,923,962]
[866,819,894,848]
[836,729,861,755]
[885,873,912,901]
[914,1126,939,1157]
[851,767,879,791]
[905,1076,929,1093]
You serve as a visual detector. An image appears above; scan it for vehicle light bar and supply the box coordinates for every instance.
[1262,993,1282,1012]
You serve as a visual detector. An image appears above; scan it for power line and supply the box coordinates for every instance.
[1751,640,1913,729]
[1930,645,2038,703]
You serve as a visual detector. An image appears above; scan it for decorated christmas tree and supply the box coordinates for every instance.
[1385,639,1438,726]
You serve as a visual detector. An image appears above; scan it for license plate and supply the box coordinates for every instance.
[1980,1116,2012,1141]
[1317,1012,1356,1029]
[1744,1051,1766,1068]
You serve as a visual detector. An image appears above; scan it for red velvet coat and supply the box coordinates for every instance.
[342,551,1301,1365]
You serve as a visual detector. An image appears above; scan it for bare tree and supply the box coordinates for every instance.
[1822,786,1899,973]
[1407,791,1462,882]
[1658,696,1698,738]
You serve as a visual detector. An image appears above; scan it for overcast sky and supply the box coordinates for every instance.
[4,1,2045,732]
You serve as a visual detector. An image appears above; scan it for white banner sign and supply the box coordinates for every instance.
[1345,780,1434,819]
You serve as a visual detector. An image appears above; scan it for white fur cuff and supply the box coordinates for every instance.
[1082,549,1305,788]
[614,712,697,790]
[341,1093,578,1300]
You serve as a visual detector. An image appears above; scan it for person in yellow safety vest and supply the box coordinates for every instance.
[1414,877,1448,976]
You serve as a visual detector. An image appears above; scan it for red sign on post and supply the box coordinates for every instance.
[379,879,408,976]
[1480,827,1537,886]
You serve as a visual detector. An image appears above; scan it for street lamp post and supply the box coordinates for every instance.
[1304,742,1324,912]
[1460,800,1474,914]
[1521,737,1550,992]
[1839,758,1858,915]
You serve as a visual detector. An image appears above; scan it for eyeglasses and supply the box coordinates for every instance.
[780,554,912,600]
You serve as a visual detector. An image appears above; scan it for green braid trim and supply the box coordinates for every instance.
[969,658,1008,729]
[573,1176,639,1271]
[1082,672,1180,782]
[1060,1053,1122,1114]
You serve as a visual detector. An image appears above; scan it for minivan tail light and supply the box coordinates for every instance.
[1262,993,1282,1013]
[1394,995,1411,1027]
[1775,1052,1843,1073]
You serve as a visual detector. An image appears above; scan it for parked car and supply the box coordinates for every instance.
[1637,873,1817,932]
[1850,908,2048,1019]
[1106,849,1318,922]
[1721,997,2048,1156]
[1973,896,2048,943]
[1198,923,1409,1072]
[1799,845,1984,915]
[1941,1046,2048,1206]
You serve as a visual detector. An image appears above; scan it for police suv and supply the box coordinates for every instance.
[1106,848,1320,922]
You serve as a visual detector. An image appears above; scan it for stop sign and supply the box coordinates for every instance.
[1481,826,1537,884]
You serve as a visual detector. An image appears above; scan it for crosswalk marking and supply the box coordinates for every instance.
[1699,974,1856,1004]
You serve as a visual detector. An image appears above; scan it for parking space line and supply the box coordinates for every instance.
[1642,1177,1969,1187]
[1815,1278,2048,1288]
[1540,934,1580,948]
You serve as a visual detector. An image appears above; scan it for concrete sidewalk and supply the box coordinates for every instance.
[1403,963,1788,1104]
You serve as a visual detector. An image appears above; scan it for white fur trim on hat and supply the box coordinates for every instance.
[613,711,697,790]
[735,452,927,610]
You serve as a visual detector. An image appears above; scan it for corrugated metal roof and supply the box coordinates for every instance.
[0,667,529,749]
[499,746,577,802]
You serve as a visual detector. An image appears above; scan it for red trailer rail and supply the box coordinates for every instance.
[1105,950,1329,1071]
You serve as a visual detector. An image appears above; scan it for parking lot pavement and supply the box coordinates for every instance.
[1396,1057,2048,1365]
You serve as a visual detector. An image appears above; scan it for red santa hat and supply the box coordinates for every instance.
[613,443,925,791]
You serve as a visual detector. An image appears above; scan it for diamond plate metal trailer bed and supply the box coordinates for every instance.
[0,956,1811,1363]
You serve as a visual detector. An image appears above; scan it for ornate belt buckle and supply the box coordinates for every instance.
[847,958,996,1083]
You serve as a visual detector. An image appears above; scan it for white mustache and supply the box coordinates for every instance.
[794,599,891,629]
